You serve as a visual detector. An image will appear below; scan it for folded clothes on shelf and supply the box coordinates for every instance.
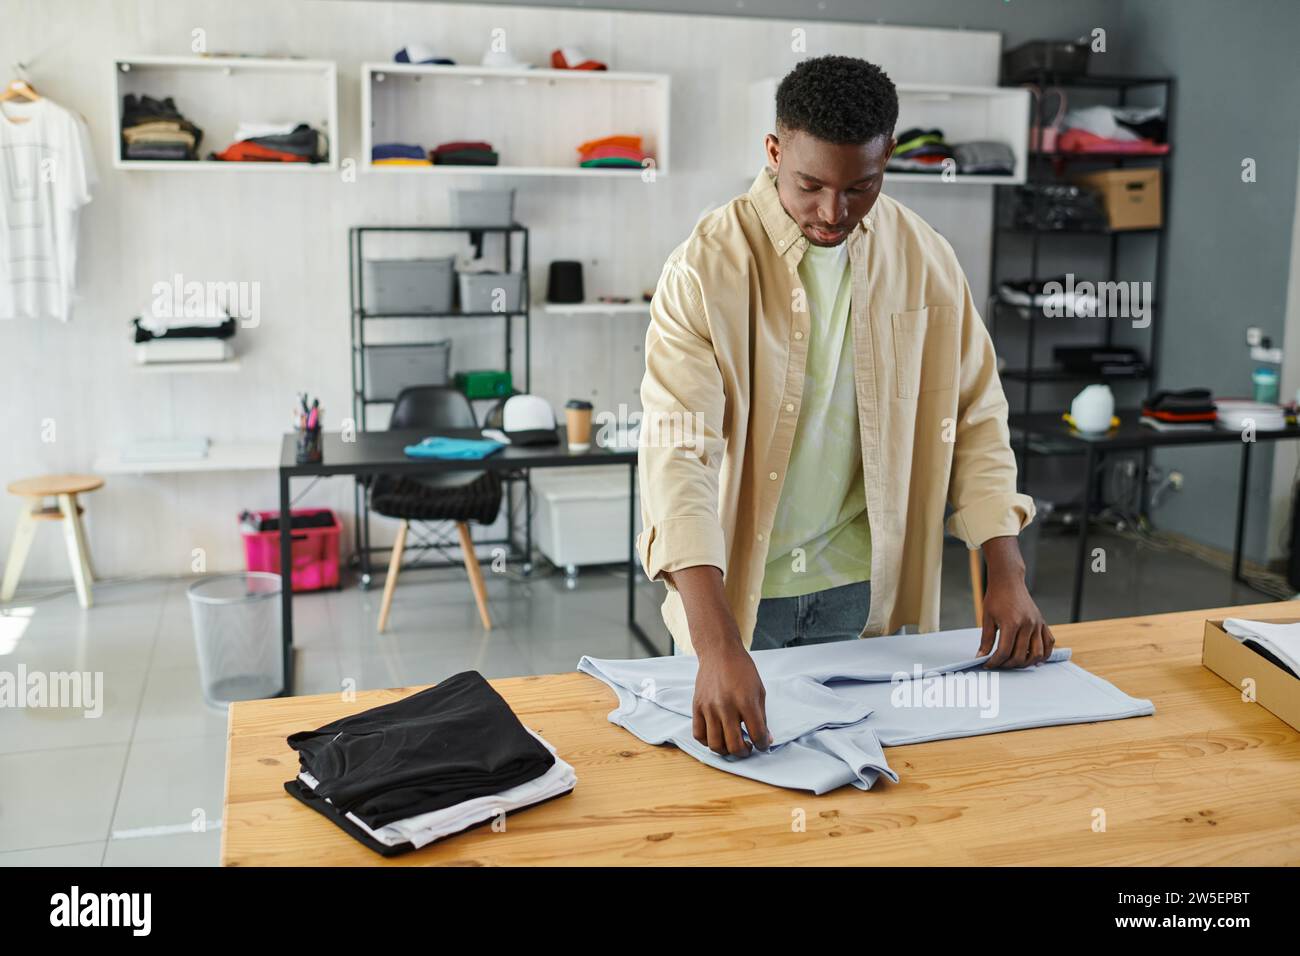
[1057,105,1169,154]
[120,94,203,160]
[212,123,327,163]
[885,126,953,173]
[431,140,498,166]
[576,134,646,169]
[952,140,1015,175]
[1141,387,1217,430]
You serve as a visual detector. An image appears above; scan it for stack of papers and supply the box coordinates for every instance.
[1215,400,1286,431]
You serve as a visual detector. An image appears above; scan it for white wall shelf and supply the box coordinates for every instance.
[112,54,339,171]
[132,360,243,374]
[746,79,1030,185]
[543,302,651,315]
[362,62,670,177]
[93,441,280,475]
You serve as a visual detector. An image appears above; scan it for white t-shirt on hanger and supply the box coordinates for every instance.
[0,96,97,321]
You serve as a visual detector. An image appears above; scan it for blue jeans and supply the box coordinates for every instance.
[750,579,872,651]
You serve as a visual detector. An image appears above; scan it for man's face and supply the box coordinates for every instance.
[764,128,895,247]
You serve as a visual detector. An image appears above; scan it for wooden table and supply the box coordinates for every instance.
[222,600,1300,866]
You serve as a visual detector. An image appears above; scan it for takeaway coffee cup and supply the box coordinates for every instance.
[565,399,593,451]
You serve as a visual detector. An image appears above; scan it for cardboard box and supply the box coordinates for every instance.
[1073,167,1163,231]
[1202,618,1300,731]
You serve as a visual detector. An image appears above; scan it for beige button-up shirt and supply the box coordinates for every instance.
[637,169,1035,654]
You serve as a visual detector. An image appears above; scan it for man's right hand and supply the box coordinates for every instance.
[664,565,771,758]
[694,642,771,757]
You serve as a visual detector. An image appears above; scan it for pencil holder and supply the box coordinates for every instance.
[296,426,322,464]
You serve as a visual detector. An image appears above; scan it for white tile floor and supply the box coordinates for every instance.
[0,529,1275,866]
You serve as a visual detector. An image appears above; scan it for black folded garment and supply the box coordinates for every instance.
[287,671,555,829]
[247,123,327,161]
[1144,387,1215,414]
[132,316,237,343]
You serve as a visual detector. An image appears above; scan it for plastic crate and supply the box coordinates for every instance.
[450,188,515,227]
[458,271,525,313]
[241,509,341,592]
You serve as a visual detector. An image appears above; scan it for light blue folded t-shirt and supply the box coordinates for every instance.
[577,626,1154,794]
[403,436,505,460]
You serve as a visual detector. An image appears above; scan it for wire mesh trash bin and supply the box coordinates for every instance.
[187,572,283,706]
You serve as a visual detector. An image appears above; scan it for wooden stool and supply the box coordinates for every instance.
[3,474,104,608]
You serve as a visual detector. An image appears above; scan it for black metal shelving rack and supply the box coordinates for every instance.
[347,224,532,589]
[989,72,1175,500]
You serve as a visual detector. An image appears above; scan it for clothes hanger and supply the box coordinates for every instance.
[1,65,41,123]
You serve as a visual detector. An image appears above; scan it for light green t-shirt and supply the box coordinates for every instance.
[760,240,872,599]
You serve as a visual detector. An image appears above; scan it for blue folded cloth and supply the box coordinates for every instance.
[403,436,505,460]
[372,142,427,161]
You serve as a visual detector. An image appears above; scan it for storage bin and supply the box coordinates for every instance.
[530,467,642,569]
[458,271,525,313]
[1002,39,1091,83]
[187,572,283,707]
[362,340,452,402]
[1072,168,1163,231]
[450,188,515,227]
[454,369,513,400]
[363,257,455,314]
[242,508,341,592]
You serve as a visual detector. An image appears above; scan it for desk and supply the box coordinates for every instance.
[222,599,1300,866]
[277,428,654,694]
[1012,410,1300,622]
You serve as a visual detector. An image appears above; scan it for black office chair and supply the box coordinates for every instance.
[371,386,503,632]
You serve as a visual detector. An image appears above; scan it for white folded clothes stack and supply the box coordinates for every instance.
[1214,399,1286,431]
[297,731,577,850]
[135,339,232,364]
[1222,619,1300,677]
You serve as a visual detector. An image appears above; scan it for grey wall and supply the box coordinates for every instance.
[1116,0,1300,562]
[378,0,1123,46]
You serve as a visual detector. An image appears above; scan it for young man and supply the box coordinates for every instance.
[636,55,1055,759]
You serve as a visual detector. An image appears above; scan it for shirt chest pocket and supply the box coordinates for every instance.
[890,306,958,399]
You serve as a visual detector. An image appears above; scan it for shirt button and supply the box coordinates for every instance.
[768,471,778,480]
[778,239,785,247]
[748,594,756,602]
[794,330,804,340]
[756,532,765,541]
[785,403,794,412]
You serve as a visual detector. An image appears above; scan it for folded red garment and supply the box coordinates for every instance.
[1058,127,1170,154]
[1141,408,1218,421]
[433,140,494,155]
[215,140,309,162]
[579,144,645,163]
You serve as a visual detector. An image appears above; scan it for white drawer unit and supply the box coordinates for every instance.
[529,466,642,579]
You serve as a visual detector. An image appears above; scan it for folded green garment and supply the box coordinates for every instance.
[579,157,643,168]
[403,436,505,460]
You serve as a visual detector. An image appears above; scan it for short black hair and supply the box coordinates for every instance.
[775,55,898,145]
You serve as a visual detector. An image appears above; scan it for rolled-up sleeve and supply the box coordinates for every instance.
[944,269,1036,547]
[636,254,728,588]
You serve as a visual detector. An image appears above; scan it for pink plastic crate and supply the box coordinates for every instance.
[241,509,341,593]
